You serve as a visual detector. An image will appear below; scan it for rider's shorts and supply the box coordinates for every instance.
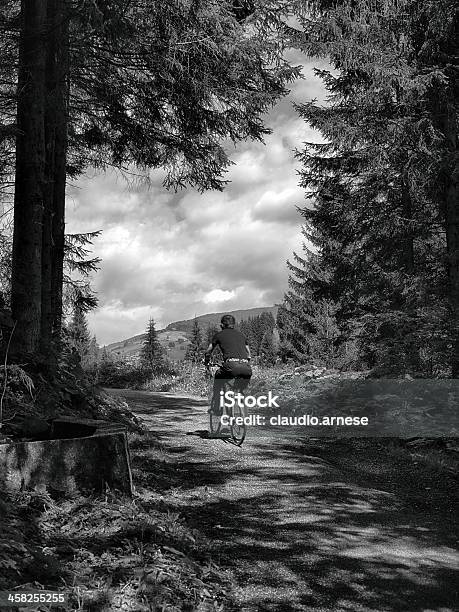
[215,360,252,391]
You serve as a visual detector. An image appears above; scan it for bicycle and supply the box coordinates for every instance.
[206,362,247,446]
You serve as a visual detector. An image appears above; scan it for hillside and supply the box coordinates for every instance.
[165,305,278,333]
[105,329,190,362]
[105,305,278,362]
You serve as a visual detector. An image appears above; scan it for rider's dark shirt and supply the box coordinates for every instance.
[212,328,249,361]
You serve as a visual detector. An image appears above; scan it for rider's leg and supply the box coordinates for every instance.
[210,366,232,414]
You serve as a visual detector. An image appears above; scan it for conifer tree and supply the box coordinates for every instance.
[100,346,111,365]
[238,319,255,355]
[3,0,299,356]
[86,335,99,367]
[272,324,280,356]
[67,305,91,363]
[97,345,117,385]
[140,318,165,373]
[259,330,277,366]
[205,323,219,346]
[185,319,204,363]
[287,0,458,375]
[252,312,276,356]
[280,236,341,366]
[238,313,276,357]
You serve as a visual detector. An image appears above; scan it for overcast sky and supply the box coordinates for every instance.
[66,53,328,345]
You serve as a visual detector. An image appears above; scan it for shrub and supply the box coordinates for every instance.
[87,358,176,389]
[169,362,209,396]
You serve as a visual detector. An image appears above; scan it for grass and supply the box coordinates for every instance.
[141,363,299,398]
[0,433,234,611]
[248,366,459,437]
[142,362,209,397]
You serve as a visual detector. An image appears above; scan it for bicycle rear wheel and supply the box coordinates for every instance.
[230,397,246,446]
[209,389,222,436]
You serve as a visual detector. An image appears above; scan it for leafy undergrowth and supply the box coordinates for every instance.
[141,363,304,398]
[0,434,234,612]
[0,495,30,590]
[0,357,143,442]
[303,437,459,520]
[141,362,209,397]
[249,365,458,437]
[251,365,459,497]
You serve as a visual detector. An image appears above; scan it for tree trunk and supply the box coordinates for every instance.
[444,101,459,377]
[50,3,69,343]
[41,0,69,355]
[11,0,47,356]
[41,0,56,356]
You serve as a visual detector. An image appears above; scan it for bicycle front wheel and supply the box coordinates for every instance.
[230,399,246,446]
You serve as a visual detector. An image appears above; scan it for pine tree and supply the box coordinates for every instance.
[276,305,293,363]
[238,319,255,355]
[259,330,277,366]
[205,323,219,346]
[67,306,91,363]
[63,231,101,317]
[100,346,111,365]
[249,312,276,356]
[288,0,457,375]
[185,319,204,363]
[259,312,275,339]
[140,318,165,373]
[10,0,48,355]
[280,237,341,366]
[97,346,117,386]
[237,313,276,357]
[5,1,299,356]
[86,335,99,367]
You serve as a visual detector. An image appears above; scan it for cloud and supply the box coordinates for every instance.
[66,56,328,344]
[203,289,235,304]
[251,187,304,224]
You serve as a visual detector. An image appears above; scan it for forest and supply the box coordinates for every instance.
[278,0,458,379]
[0,1,457,610]
[0,0,456,388]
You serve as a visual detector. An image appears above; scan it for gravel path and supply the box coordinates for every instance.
[107,388,459,612]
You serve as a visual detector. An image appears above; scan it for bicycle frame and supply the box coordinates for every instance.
[207,362,247,445]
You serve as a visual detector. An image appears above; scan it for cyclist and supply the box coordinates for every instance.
[204,314,252,412]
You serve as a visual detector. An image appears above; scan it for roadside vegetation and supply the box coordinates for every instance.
[1,432,234,611]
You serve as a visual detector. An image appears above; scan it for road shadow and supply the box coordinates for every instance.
[110,390,459,611]
[182,483,458,611]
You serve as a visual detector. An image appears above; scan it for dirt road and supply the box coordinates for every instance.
[108,389,458,612]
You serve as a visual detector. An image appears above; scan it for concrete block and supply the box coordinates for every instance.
[0,431,133,496]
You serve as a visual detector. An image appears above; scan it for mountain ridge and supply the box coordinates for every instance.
[104,305,278,361]
[164,305,278,333]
